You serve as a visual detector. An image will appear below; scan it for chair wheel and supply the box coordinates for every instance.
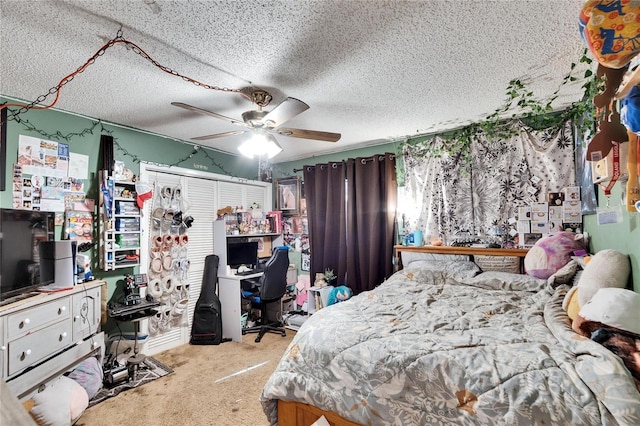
[255,336,261,343]
[281,331,286,337]
[242,330,246,335]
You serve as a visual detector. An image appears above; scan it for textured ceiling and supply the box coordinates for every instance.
[0,0,593,163]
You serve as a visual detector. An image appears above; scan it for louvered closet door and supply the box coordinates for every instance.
[140,171,186,354]
[139,165,272,355]
[142,172,218,354]
[179,176,219,342]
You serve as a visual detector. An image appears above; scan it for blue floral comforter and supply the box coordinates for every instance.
[261,262,640,425]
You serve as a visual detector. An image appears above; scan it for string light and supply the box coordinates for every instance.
[0,25,268,180]
[0,28,249,120]
[7,113,251,179]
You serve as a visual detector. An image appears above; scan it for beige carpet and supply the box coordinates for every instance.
[78,330,295,426]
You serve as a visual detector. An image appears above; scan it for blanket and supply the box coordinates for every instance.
[261,262,640,425]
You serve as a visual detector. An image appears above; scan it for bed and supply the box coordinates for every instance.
[260,253,640,425]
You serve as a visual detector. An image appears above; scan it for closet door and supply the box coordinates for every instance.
[139,165,272,354]
[141,171,185,354]
[179,176,218,337]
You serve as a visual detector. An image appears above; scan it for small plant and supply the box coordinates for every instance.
[323,268,336,283]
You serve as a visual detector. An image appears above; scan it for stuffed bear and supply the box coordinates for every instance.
[562,249,630,320]
[326,286,353,306]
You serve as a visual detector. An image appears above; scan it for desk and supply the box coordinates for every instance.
[218,272,263,343]
[394,245,530,273]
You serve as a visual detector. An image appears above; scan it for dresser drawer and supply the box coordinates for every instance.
[72,286,101,342]
[6,297,71,339]
[7,319,73,376]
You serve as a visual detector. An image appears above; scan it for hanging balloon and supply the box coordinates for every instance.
[579,0,640,69]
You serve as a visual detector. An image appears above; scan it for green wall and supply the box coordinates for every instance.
[3,99,637,293]
[583,183,640,292]
[0,96,260,300]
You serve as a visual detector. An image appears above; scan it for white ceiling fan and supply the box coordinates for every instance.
[172,88,341,158]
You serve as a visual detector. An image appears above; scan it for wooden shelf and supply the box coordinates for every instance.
[394,244,529,273]
[394,245,529,258]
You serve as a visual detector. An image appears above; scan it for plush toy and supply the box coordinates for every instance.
[216,205,233,217]
[562,249,631,320]
[524,231,587,279]
[327,286,353,306]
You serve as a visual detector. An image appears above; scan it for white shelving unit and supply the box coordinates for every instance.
[99,171,141,271]
[307,286,334,314]
[213,220,282,274]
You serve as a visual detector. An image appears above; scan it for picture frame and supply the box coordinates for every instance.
[276,177,300,214]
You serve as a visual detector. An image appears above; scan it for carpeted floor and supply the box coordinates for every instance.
[77,330,295,426]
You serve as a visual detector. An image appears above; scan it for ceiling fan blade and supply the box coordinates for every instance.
[191,130,247,141]
[261,97,309,128]
[276,127,341,142]
[171,102,247,127]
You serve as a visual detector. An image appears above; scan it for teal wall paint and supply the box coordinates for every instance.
[271,142,405,181]
[4,99,636,295]
[583,183,640,292]
[0,98,260,303]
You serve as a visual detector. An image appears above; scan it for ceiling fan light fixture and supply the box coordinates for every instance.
[238,133,282,159]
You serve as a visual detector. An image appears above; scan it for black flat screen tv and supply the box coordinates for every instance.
[0,208,55,303]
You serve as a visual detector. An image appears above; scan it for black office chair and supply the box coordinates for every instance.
[241,248,289,342]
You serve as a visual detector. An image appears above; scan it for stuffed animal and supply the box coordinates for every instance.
[216,206,233,217]
[562,249,631,320]
[524,231,587,279]
[326,286,353,306]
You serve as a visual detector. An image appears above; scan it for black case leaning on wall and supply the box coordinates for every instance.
[190,254,229,345]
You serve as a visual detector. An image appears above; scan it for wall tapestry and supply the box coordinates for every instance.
[402,120,576,244]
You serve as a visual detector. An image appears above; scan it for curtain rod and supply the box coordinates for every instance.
[293,153,396,173]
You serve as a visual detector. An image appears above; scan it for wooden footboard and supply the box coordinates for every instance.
[278,400,362,426]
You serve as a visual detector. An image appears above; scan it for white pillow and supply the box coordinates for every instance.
[579,288,640,335]
[474,255,520,274]
[406,260,481,279]
[401,252,470,266]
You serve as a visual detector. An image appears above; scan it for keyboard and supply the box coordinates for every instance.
[236,268,264,276]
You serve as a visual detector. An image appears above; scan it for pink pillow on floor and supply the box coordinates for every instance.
[524,232,587,279]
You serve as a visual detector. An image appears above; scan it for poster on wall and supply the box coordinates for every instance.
[18,135,68,178]
[13,135,89,212]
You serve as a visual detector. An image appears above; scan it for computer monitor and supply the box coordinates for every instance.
[226,241,259,269]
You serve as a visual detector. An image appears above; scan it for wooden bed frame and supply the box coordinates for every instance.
[278,400,361,426]
[276,244,530,425]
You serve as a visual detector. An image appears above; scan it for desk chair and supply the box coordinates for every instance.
[241,248,289,342]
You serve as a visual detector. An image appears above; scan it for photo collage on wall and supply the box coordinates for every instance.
[13,134,93,240]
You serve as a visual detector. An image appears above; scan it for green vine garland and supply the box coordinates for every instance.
[404,49,601,166]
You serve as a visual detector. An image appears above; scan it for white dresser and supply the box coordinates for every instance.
[0,281,105,399]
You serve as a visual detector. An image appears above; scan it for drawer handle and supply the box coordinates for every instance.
[20,318,31,328]
[58,306,67,315]
[20,349,32,360]
[1,345,6,351]
[59,332,68,341]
